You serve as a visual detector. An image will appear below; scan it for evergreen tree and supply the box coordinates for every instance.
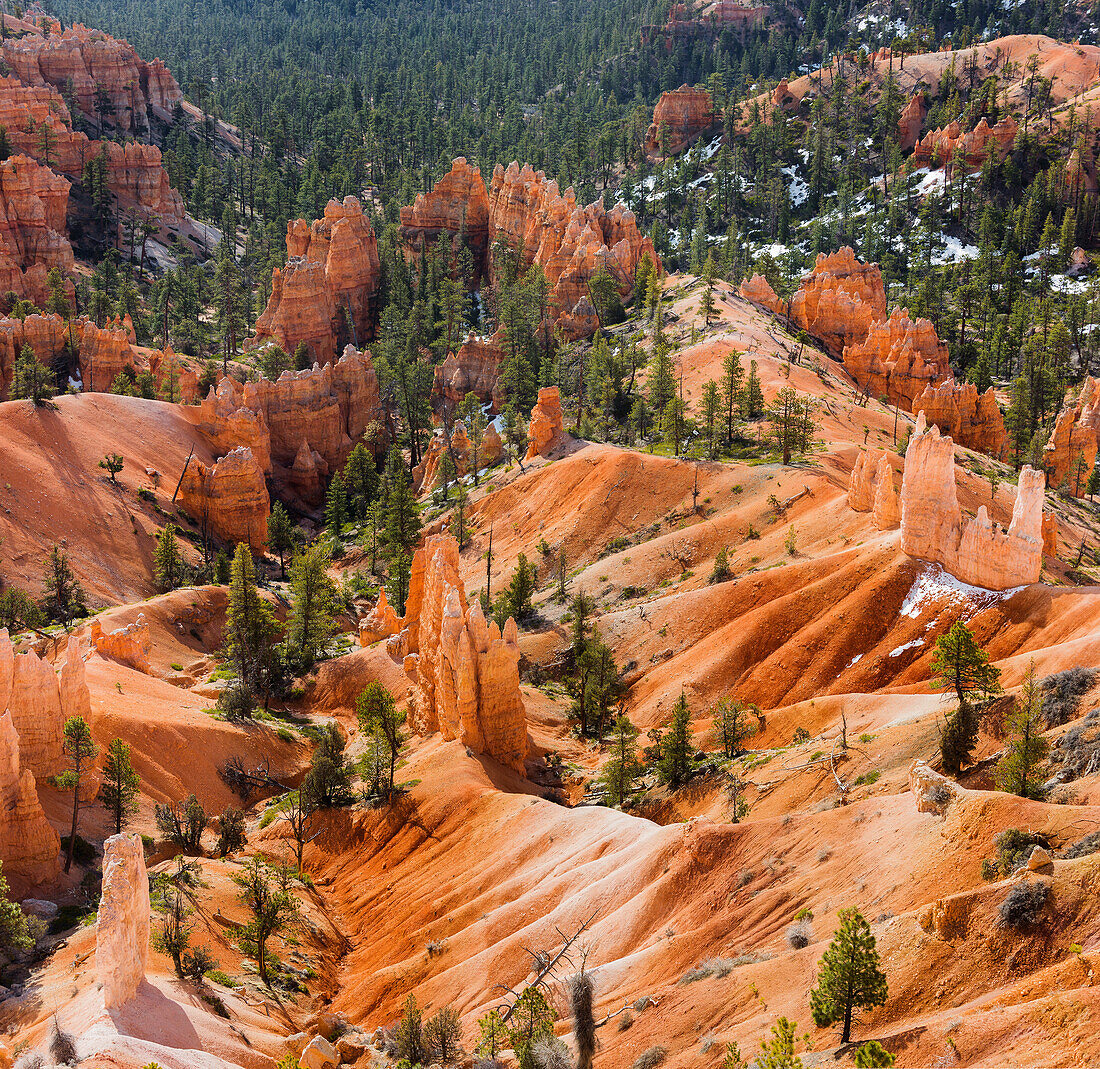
[154,523,186,592]
[601,715,642,806]
[0,862,30,954]
[994,660,1049,798]
[931,620,1002,774]
[41,546,86,627]
[58,716,97,873]
[325,472,348,536]
[100,737,140,835]
[383,447,422,556]
[810,908,888,1044]
[660,691,693,787]
[266,503,295,581]
[699,252,718,326]
[356,681,405,798]
[286,544,337,667]
[235,856,297,984]
[712,697,754,759]
[224,543,280,696]
[11,344,56,404]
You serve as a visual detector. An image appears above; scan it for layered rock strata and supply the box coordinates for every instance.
[912,380,1007,457]
[843,307,952,409]
[432,333,504,410]
[1041,378,1100,494]
[400,157,491,266]
[899,414,1045,590]
[644,85,717,156]
[195,347,384,481]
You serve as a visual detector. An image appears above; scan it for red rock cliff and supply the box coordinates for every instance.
[178,446,270,552]
[400,157,491,268]
[644,85,717,156]
[251,197,380,364]
[1041,377,1100,494]
[843,306,952,408]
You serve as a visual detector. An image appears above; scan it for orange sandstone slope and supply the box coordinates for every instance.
[0,393,220,603]
[8,278,1100,1069]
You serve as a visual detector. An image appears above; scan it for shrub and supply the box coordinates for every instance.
[990,828,1049,878]
[217,679,255,722]
[998,881,1049,929]
[1064,830,1100,859]
[529,1034,571,1069]
[785,920,814,949]
[1039,667,1097,727]
[632,1047,668,1069]
[709,547,733,584]
[680,957,736,983]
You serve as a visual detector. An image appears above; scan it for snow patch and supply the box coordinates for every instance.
[889,639,923,657]
[900,564,1023,620]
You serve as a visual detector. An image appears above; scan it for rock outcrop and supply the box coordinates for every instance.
[847,450,899,530]
[900,414,1045,590]
[251,197,380,363]
[0,154,73,308]
[197,347,385,482]
[912,380,1007,457]
[1041,378,1100,494]
[898,92,926,152]
[644,85,716,156]
[788,248,888,359]
[90,614,153,674]
[0,709,60,888]
[2,24,181,135]
[843,306,951,408]
[178,447,270,552]
[738,273,786,316]
[526,386,566,459]
[909,759,959,816]
[413,420,502,492]
[95,832,150,1009]
[400,157,491,267]
[359,588,401,646]
[0,629,73,780]
[400,534,528,771]
[911,115,1018,171]
[433,333,504,410]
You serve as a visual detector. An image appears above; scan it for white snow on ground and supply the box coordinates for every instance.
[930,236,980,265]
[889,639,923,657]
[781,164,809,206]
[700,135,723,162]
[900,564,1024,620]
[1049,274,1092,295]
[846,653,863,668]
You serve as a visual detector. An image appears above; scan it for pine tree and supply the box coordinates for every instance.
[647,340,677,414]
[758,1018,804,1069]
[154,523,185,592]
[712,697,754,759]
[59,716,97,873]
[11,344,56,404]
[700,252,718,326]
[810,908,888,1044]
[234,856,297,984]
[383,447,422,556]
[100,737,140,834]
[266,503,295,581]
[356,681,405,798]
[287,544,337,668]
[325,472,348,536]
[601,715,642,806]
[931,620,1002,774]
[0,862,30,954]
[224,543,280,695]
[42,546,86,627]
[660,692,693,787]
[994,660,1049,798]
[342,442,379,519]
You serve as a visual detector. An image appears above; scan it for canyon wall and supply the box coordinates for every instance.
[250,197,380,363]
[912,380,1007,457]
[2,24,181,135]
[196,347,385,479]
[433,332,504,410]
[1041,377,1100,494]
[400,156,491,267]
[178,446,270,552]
[899,414,1045,589]
[644,85,717,156]
[95,832,150,1009]
[401,534,528,772]
[0,709,60,888]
